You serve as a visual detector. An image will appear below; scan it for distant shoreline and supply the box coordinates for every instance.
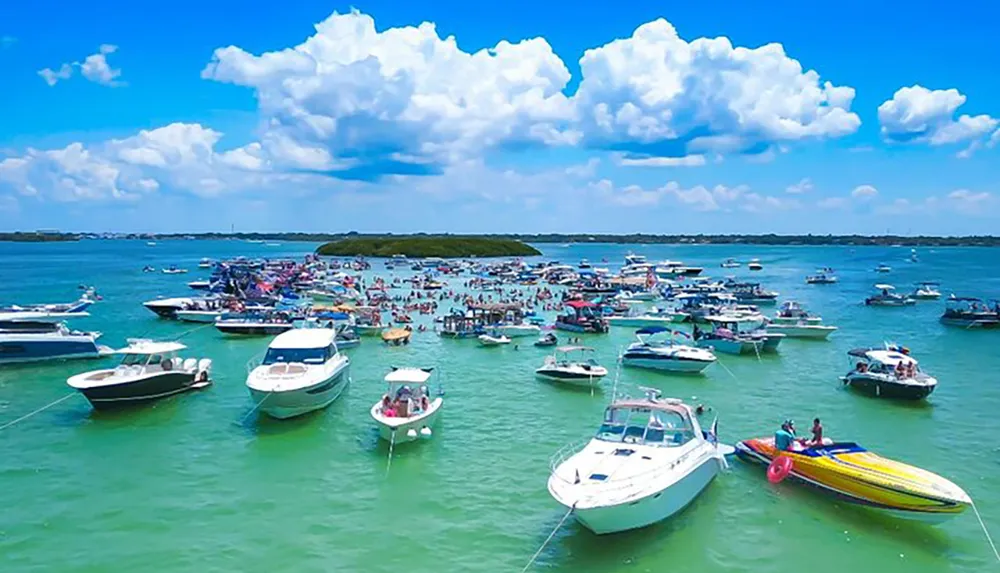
[3,232,1000,247]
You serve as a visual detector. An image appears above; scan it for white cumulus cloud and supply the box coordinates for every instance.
[785,178,813,194]
[851,184,878,200]
[37,44,124,87]
[878,86,998,150]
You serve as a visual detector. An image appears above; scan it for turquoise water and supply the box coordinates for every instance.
[1,240,999,573]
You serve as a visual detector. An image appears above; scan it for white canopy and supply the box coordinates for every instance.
[384,367,432,385]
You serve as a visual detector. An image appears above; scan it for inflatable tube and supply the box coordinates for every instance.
[767,456,793,484]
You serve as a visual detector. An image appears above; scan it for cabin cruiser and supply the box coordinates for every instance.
[747,259,763,271]
[766,302,837,339]
[0,320,112,365]
[143,296,210,319]
[911,282,942,300]
[622,327,716,373]
[841,345,937,400]
[606,306,676,328]
[865,284,915,307]
[216,312,296,336]
[495,322,541,338]
[693,318,764,356]
[720,258,740,268]
[1,296,94,321]
[555,301,609,334]
[245,328,350,419]
[736,437,969,522]
[939,297,1000,328]
[875,263,892,273]
[535,346,608,388]
[805,269,838,284]
[67,340,211,408]
[174,298,230,323]
[548,388,726,534]
[725,281,778,305]
[655,260,703,278]
[187,280,212,291]
[371,367,442,443]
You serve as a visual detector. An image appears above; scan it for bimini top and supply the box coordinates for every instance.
[384,367,433,385]
[609,396,690,416]
[268,328,336,350]
[118,339,186,355]
[848,347,915,366]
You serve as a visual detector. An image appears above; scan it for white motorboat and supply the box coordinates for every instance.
[693,319,764,356]
[865,284,915,307]
[198,258,213,269]
[0,319,112,365]
[621,327,716,373]
[909,249,919,263]
[370,367,442,443]
[841,345,937,400]
[606,307,676,328]
[187,280,212,290]
[548,388,726,534]
[67,340,211,408]
[143,296,212,319]
[478,333,511,347]
[765,301,837,339]
[720,258,741,268]
[939,297,1000,328]
[245,328,350,420]
[534,332,559,347]
[806,268,838,284]
[747,259,763,271]
[911,282,942,300]
[875,263,892,273]
[175,309,223,323]
[535,346,608,388]
[162,266,188,275]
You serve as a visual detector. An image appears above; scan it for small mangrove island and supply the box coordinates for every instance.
[315,236,541,258]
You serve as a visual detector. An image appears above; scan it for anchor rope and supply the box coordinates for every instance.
[521,503,575,572]
[0,393,76,432]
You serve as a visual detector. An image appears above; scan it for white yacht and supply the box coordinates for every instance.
[865,284,916,307]
[535,346,608,388]
[245,329,350,420]
[621,327,716,373]
[765,301,838,339]
[67,340,211,408]
[495,322,542,338]
[478,333,511,346]
[0,319,111,365]
[548,388,726,534]
[370,367,442,443]
[606,307,676,328]
[747,259,763,271]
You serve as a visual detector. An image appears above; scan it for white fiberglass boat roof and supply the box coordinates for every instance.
[118,339,186,354]
[384,367,432,385]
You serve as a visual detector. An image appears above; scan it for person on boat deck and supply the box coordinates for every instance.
[775,420,797,451]
[856,361,868,373]
[894,361,906,378]
[809,418,823,446]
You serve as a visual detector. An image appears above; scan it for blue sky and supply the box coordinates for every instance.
[1,1,998,234]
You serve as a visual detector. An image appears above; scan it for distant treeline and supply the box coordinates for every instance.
[315,237,541,258]
[4,231,1000,247]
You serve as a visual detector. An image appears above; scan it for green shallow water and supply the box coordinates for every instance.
[1,240,999,573]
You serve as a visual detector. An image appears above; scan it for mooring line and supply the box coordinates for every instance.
[0,393,76,432]
[521,504,575,572]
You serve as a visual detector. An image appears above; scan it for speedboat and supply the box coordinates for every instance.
[535,346,608,388]
[245,328,350,419]
[735,437,969,523]
[865,284,915,307]
[622,327,716,373]
[766,301,837,339]
[1,296,94,320]
[548,388,726,534]
[143,296,204,319]
[216,313,296,336]
[175,309,223,323]
[875,263,892,273]
[909,249,919,263]
[371,367,442,443]
[534,332,558,347]
[187,280,212,291]
[67,340,211,408]
[606,306,676,328]
[940,296,1000,328]
[198,258,213,269]
[334,323,361,349]
[162,266,188,275]
[725,281,778,305]
[805,269,838,284]
[841,345,937,399]
[495,322,541,338]
[911,282,942,300]
[0,320,112,365]
[748,259,763,271]
[721,258,741,268]
[478,333,511,347]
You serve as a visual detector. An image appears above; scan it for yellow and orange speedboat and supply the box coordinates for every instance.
[736,437,970,523]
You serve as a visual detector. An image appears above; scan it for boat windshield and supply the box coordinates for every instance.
[120,353,153,366]
[262,345,334,365]
[596,406,694,447]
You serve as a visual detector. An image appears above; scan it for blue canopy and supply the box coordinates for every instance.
[636,326,670,335]
[315,311,350,320]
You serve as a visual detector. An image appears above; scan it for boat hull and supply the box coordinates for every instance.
[175,310,221,323]
[251,367,350,419]
[0,336,108,365]
[70,371,202,409]
[842,373,936,400]
[216,323,295,336]
[766,325,835,339]
[696,338,760,356]
[372,398,443,443]
[496,324,541,338]
[535,369,607,387]
[565,457,720,534]
[622,355,712,373]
